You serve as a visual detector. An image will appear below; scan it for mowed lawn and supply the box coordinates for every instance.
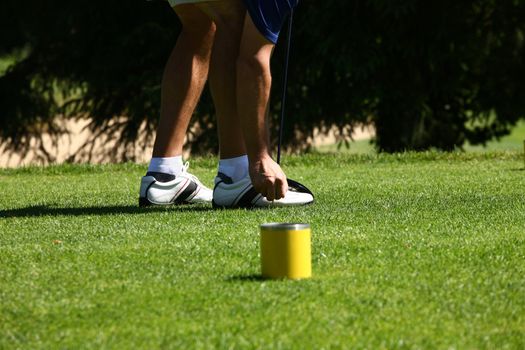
[1,152,524,349]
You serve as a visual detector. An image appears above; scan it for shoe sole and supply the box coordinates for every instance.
[211,199,314,210]
[141,197,313,209]
[138,197,208,207]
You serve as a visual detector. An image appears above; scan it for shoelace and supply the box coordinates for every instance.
[181,161,204,187]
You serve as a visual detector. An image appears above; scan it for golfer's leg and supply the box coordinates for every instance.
[237,15,287,200]
[151,5,215,157]
[198,1,246,159]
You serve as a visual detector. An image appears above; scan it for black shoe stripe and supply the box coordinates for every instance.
[235,186,260,208]
[186,186,200,202]
[232,183,253,206]
[174,180,198,204]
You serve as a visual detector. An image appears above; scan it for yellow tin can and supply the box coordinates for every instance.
[260,223,312,280]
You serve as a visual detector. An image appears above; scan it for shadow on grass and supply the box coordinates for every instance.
[0,204,213,218]
[226,274,266,282]
[226,274,308,282]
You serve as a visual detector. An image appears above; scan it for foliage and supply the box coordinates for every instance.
[1,0,525,159]
[0,0,178,161]
[289,0,525,151]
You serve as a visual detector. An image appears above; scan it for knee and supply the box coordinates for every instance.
[236,27,273,78]
[237,52,270,78]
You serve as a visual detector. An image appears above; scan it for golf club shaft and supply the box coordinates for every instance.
[277,8,294,165]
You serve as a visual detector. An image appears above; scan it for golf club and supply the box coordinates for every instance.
[276,9,314,197]
[277,8,294,165]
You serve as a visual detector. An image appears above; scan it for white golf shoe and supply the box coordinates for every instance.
[212,173,314,209]
[139,162,212,206]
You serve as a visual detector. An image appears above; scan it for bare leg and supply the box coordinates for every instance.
[198,1,247,159]
[236,14,287,200]
[151,5,216,157]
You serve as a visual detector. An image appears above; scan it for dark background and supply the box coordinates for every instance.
[1,0,524,160]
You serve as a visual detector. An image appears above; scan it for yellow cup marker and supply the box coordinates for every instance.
[260,223,312,280]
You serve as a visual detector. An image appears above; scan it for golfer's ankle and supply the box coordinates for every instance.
[148,156,183,176]
[218,155,249,182]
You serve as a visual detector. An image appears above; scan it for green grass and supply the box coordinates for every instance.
[465,121,525,152]
[1,153,524,349]
[0,48,29,76]
[316,120,525,154]
[315,138,375,154]
[0,57,16,76]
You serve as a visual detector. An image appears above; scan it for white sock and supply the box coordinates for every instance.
[148,156,183,176]
[218,155,249,182]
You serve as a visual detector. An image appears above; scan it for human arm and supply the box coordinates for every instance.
[236,14,288,201]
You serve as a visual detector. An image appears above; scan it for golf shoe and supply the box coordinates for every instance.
[212,173,314,209]
[139,162,212,206]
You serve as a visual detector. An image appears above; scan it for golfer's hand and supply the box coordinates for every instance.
[249,156,288,201]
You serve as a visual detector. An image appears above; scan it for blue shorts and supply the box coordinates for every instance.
[243,0,299,44]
